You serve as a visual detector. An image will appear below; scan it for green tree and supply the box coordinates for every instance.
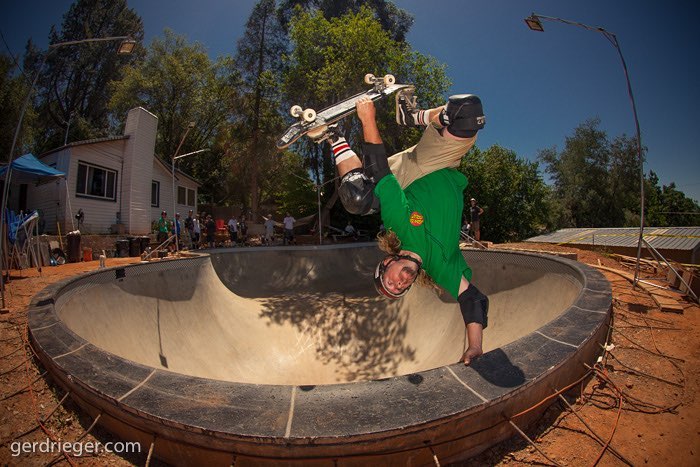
[459,145,552,243]
[539,119,610,227]
[657,183,700,226]
[539,118,700,229]
[0,54,35,158]
[279,0,414,42]
[266,151,317,217]
[26,0,144,153]
[109,29,240,204]
[644,170,665,226]
[283,7,450,229]
[231,0,288,220]
[645,171,700,226]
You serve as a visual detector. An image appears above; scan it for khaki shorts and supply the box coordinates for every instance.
[388,124,476,189]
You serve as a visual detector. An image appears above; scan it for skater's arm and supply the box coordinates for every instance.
[356,98,382,144]
[457,276,487,366]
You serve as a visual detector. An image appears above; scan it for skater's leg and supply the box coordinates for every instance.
[328,99,383,216]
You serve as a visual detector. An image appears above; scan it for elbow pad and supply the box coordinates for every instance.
[458,284,489,328]
[362,143,390,182]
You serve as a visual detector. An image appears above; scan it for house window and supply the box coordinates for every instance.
[151,181,160,207]
[176,186,196,207]
[187,188,195,207]
[76,162,117,201]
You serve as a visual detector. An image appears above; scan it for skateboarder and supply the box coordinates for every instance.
[327,90,488,365]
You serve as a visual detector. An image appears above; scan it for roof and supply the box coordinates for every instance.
[39,135,130,158]
[526,227,700,252]
[36,136,200,187]
[153,156,201,187]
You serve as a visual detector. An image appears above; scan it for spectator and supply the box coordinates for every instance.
[185,210,195,248]
[172,213,182,249]
[283,212,296,245]
[344,220,358,240]
[205,215,216,248]
[156,211,171,245]
[192,214,201,249]
[239,215,248,245]
[469,198,484,241]
[263,214,275,246]
[227,215,238,246]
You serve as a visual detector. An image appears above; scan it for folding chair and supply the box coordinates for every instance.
[9,210,40,269]
[4,209,20,270]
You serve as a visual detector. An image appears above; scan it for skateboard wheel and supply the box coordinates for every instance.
[290,105,303,117]
[302,108,317,123]
[383,74,395,85]
[364,73,376,85]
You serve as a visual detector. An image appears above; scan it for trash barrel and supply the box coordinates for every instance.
[128,237,141,257]
[66,232,81,263]
[139,236,151,254]
[115,239,129,258]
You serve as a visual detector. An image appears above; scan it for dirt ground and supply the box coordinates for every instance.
[0,245,698,466]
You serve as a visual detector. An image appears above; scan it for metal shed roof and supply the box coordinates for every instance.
[526,227,700,252]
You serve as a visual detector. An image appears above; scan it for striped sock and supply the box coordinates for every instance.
[415,109,431,126]
[331,137,357,165]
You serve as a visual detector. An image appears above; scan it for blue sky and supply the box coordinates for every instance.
[2,0,699,203]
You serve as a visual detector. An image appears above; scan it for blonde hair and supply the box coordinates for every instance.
[376,230,437,291]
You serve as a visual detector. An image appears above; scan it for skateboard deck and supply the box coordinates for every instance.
[277,74,413,150]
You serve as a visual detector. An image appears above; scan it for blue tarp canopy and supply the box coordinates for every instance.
[0,153,65,183]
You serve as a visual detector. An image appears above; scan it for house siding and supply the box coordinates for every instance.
[25,107,198,236]
[150,160,198,231]
[66,142,126,234]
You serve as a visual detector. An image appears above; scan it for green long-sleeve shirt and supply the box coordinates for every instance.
[374,169,472,299]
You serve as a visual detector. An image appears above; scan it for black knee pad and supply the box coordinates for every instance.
[338,169,380,215]
[440,94,485,138]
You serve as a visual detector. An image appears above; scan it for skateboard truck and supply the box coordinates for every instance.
[364,73,396,90]
[290,105,317,123]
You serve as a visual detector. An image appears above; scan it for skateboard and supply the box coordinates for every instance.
[276,74,413,149]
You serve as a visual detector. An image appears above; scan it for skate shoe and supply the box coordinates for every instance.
[308,122,342,144]
[325,123,344,143]
[395,87,430,127]
[395,88,418,126]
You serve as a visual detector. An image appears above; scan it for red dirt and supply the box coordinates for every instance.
[1,247,699,466]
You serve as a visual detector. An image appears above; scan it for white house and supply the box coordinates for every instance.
[20,107,199,235]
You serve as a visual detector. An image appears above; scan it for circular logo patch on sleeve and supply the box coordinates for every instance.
[409,211,424,226]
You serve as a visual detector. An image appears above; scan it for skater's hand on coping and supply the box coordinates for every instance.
[356,97,376,125]
[461,345,483,366]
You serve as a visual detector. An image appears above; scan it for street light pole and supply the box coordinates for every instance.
[290,172,337,245]
[172,147,207,253]
[524,13,646,286]
[0,35,136,311]
[170,122,195,253]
